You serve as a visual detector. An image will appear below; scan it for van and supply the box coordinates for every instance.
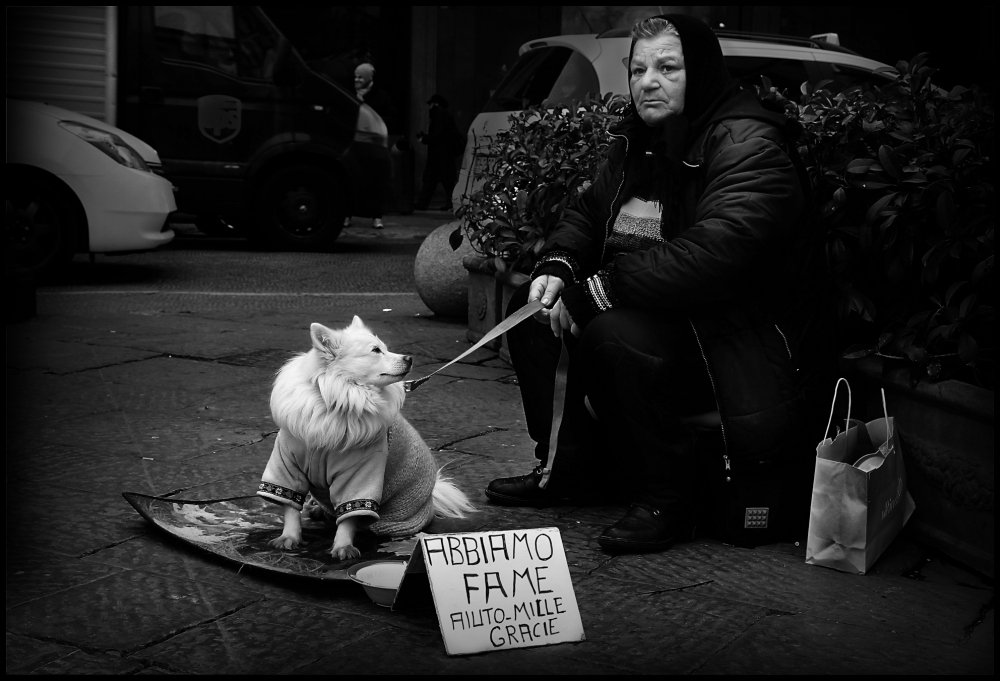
[453,29,892,207]
[8,6,389,250]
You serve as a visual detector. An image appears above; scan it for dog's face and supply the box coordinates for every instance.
[310,316,412,387]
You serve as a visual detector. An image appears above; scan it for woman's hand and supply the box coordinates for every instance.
[528,275,579,337]
[529,274,564,309]
[547,298,580,338]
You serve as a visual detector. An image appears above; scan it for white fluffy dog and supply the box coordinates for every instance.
[258,316,474,560]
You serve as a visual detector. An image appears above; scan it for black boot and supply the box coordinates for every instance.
[485,465,565,507]
[597,503,695,553]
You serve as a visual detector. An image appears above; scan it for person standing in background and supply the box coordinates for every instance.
[414,94,463,212]
[346,63,396,229]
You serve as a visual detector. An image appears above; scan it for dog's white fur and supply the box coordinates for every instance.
[267,316,474,560]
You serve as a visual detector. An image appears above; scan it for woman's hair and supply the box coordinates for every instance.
[630,16,679,42]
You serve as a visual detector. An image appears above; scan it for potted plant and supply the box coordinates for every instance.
[764,55,994,574]
[452,92,627,353]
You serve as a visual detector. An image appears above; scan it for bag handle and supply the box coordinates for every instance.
[823,378,851,441]
[880,388,893,441]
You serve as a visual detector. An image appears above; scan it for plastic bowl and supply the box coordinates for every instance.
[347,560,407,607]
[853,452,886,472]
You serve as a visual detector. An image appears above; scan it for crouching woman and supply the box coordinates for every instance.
[486,14,806,553]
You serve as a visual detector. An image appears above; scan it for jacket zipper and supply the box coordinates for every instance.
[688,319,731,478]
[600,132,628,265]
[609,131,730,477]
[775,323,792,360]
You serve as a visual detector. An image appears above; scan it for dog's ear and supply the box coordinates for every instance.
[310,323,341,357]
[348,315,369,332]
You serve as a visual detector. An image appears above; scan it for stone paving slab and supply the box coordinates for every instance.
[5,338,161,375]
[40,452,260,497]
[594,539,990,646]
[171,384,274,423]
[129,599,388,674]
[6,371,124,434]
[5,570,262,653]
[6,442,129,485]
[79,318,295,360]
[7,548,127,609]
[54,311,192,340]
[692,608,993,675]
[163,470,265,501]
[91,356,271,397]
[292,625,624,675]
[7,482,150,558]
[20,408,271,463]
[6,633,143,675]
[401,380,525,439]
[443,427,537,461]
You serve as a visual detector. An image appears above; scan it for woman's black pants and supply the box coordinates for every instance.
[506,282,717,523]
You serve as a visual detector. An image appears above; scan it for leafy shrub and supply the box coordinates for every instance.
[762,54,993,387]
[455,92,627,274]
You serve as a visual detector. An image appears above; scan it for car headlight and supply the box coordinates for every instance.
[58,121,151,172]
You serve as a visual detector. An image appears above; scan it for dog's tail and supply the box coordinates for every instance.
[432,468,476,519]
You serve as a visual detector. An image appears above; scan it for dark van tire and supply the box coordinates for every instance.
[6,174,79,280]
[253,165,346,250]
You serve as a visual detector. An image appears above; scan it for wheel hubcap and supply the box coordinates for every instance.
[7,197,59,268]
[279,186,321,236]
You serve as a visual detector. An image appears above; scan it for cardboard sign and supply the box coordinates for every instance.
[393,527,585,655]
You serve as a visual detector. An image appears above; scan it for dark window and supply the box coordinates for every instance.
[483,46,599,112]
[233,7,279,80]
[725,56,811,97]
[154,6,277,81]
[818,62,890,94]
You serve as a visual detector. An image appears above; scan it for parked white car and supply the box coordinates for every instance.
[453,30,892,208]
[6,98,176,278]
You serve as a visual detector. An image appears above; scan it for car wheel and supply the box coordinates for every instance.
[6,176,79,279]
[254,165,346,250]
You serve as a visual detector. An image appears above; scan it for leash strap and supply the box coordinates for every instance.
[537,337,570,490]
[404,299,545,393]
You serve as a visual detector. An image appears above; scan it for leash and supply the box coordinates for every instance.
[403,297,570,492]
[403,299,545,393]
[537,338,570,490]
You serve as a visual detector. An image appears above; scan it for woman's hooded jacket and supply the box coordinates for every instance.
[534,14,807,469]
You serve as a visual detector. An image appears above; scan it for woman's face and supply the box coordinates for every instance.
[628,34,686,127]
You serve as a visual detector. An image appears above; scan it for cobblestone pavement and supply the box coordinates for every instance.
[6,217,993,674]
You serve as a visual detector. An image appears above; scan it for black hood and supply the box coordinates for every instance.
[611,14,788,155]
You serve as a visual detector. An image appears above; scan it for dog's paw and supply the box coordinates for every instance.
[330,543,361,561]
[269,534,301,550]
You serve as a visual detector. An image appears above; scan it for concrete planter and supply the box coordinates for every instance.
[462,255,502,350]
[848,356,994,576]
[460,257,530,359]
[413,221,474,318]
[497,269,530,365]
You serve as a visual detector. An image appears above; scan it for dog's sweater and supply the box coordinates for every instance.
[258,415,436,535]
[373,416,436,536]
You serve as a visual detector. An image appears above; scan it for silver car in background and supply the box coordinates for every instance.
[453,30,892,207]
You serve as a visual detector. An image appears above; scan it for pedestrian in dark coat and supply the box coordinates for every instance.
[486,15,806,554]
[415,94,463,211]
